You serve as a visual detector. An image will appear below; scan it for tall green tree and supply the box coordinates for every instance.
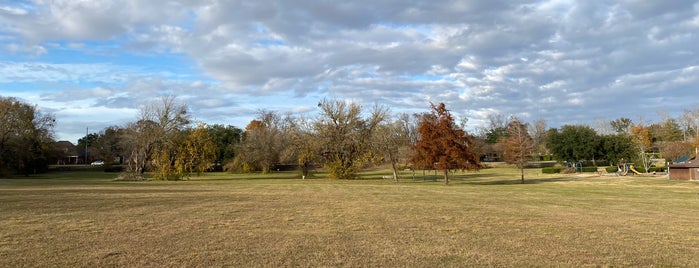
[546,125,599,163]
[0,96,55,176]
[411,103,480,185]
[206,124,242,169]
[598,134,634,166]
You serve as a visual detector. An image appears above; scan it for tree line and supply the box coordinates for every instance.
[2,95,699,183]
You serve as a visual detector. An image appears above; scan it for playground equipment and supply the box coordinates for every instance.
[616,163,641,176]
[565,161,583,172]
[628,164,641,175]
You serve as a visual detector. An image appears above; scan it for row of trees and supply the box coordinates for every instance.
[4,94,699,183]
[75,98,482,183]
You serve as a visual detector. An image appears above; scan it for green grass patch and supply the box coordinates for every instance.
[1,168,697,266]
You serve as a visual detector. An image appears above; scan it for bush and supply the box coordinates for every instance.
[581,166,598,173]
[542,167,562,174]
[605,166,618,173]
[649,167,666,172]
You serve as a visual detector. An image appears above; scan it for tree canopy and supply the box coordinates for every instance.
[0,96,55,176]
[411,103,480,185]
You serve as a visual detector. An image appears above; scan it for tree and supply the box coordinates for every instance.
[610,117,632,134]
[503,118,533,183]
[281,115,318,178]
[546,125,599,163]
[175,124,216,177]
[530,119,549,159]
[373,117,410,182]
[77,132,100,163]
[598,134,634,166]
[230,111,286,173]
[314,99,386,179]
[0,96,56,176]
[659,141,692,163]
[411,103,480,185]
[680,108,699,142]
[206,124,243,170]
[629,123,653,173]
[122,96,190,179]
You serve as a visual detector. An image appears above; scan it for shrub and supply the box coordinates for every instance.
[605,166,618,173]
[581,166,598,173]
[542,167,562,174]
[649,167,666,172]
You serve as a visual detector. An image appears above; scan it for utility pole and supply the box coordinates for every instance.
[85,127,88,165]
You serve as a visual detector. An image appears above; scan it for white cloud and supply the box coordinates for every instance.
[1,0,699,140]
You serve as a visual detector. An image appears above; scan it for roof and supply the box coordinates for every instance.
[670,161,699,168]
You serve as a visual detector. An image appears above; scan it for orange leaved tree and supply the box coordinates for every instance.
[411,103,481,185]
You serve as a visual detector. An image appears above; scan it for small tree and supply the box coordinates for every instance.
[281,115,318,179]
[630,123,653,173]
[373,118,410,182]
[411,103,480,185]
[503,118,533,183]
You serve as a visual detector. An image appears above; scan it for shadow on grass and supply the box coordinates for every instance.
[399,172,579,185]
[457,176,579,185]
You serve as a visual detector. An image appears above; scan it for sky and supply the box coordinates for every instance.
[1,0,698,143]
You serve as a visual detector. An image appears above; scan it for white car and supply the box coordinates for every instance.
[90,160,105,166]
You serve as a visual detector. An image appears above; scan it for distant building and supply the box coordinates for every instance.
[669,161,699,180]
[53,141,79,165]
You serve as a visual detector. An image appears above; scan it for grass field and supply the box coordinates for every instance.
[1,167,699,267]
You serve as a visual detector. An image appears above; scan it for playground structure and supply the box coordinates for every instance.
[565,161,583,172]
[615,163,642,176]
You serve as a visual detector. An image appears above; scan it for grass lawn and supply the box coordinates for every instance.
[1,167,699,267]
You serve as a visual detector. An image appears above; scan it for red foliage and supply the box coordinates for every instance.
[411,103,480,184]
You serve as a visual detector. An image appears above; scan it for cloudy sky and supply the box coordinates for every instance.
[1,0,698,143]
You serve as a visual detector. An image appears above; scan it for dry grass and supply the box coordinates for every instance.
[1,169,699,267]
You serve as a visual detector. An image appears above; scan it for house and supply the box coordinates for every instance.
[53,141,79,165]
[669,161,699,180]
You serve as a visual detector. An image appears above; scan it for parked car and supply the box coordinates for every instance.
[90,160,105,166]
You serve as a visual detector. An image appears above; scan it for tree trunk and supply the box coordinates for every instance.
[520,166,524,184]
[443,169,449,185]
[391,161,399,182]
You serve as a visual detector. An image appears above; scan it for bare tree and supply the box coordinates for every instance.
[529,119,548,159]
[314,99,386,179]
[280,115,318,178]
[504,118,533,183]
[373,116,410,182]
[122,96,190,179]
[232,110,286,173]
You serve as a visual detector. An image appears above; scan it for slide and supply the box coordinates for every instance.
[629,165,641,175]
